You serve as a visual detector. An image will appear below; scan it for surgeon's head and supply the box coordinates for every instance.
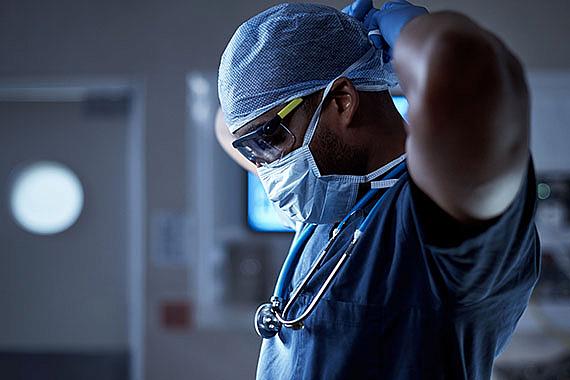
[218,3,405,176]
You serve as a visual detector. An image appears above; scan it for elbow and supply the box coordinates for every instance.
[421,26,529,147]
[421,25,504,116]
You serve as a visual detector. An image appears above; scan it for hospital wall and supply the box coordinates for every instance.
[0,1,568,380]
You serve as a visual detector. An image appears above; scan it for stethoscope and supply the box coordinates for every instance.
[254,161,407,339]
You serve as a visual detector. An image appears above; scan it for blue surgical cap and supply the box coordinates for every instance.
[218,3,398,133]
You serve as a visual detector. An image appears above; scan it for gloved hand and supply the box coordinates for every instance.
[343,0,389,55]
[343,0,428,61]
[364,1,428,52]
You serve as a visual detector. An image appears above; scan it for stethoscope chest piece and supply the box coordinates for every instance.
[254,303,281,339]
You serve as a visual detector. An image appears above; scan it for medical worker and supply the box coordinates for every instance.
[217,1,539,379]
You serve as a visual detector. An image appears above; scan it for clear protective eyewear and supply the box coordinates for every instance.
[232,98,303,166]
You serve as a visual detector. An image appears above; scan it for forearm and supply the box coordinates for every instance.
[394,11,530,221]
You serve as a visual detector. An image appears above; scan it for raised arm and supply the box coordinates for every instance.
[394,11,530,222]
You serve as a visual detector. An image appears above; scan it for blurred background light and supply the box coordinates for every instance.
[538,182,552,200]
[10,161,84,235]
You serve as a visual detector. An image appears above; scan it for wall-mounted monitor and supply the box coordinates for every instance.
[247,95,409,232]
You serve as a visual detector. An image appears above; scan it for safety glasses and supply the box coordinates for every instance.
[232,98,304,166]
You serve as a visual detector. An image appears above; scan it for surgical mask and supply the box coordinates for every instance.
[257,48,406,225]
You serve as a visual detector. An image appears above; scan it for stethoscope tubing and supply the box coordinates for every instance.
[273,223,317,301]
[276,238,358,328]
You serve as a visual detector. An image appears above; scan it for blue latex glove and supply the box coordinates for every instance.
[343,0,389,54]
[364,1,429,51]
[342,0,373,21]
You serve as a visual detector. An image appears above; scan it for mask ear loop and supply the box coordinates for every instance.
[301,47,377,147]
[301,82,333,146]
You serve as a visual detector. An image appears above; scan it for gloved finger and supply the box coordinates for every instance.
[342,0,373,21]
[363,8,380,30]
[368,32,384,49]
[380,0,412,12]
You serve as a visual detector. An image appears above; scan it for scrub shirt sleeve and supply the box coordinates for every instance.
[407,156,541,305]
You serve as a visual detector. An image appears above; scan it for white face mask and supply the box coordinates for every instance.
[257,48,406,225]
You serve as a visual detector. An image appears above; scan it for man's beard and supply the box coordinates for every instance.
[310,125,369,176]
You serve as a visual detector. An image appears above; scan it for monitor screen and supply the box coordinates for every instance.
[247,95,409,232]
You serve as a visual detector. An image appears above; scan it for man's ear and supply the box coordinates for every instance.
[322,77,360,130]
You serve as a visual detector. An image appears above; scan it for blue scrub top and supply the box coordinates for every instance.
[256,160,540,379]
